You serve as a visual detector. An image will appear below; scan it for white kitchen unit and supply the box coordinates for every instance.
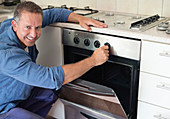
[137,40,170,119]
[36,26,64,67]
[36,26,65,119]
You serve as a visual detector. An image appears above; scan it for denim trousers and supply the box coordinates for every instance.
[0,87,61,119]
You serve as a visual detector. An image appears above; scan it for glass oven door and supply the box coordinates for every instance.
[63,46,140,119]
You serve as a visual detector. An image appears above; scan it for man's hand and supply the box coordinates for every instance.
[67,12,108,32]
[78,16,108,32]
[62,45,109,84]
[90,45,109,66]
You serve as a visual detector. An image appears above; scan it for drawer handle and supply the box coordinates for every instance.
[156,82,170,91]
[159,52,170,57]
[153,114,170,119]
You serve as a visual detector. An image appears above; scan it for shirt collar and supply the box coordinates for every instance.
[7,25,24,49]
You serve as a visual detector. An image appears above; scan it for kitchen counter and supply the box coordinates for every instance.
[0,4,16,21]
[1,5,169,45]
[51,20,170,45]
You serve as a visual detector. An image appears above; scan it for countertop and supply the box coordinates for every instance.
[1,4,170,45]
[0,4,16,21]
[51,21,170,45]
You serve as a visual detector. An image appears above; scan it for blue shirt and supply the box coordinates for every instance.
[0,8,72,114]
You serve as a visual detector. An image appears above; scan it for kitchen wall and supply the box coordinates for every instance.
[25,0,170,17]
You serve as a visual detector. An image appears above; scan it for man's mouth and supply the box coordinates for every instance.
[26,36,35,41]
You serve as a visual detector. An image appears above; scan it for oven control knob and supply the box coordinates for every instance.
[73,37,80,44]
[84,39,90,46]
[94,40,100,48]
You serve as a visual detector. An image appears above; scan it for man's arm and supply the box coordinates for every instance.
[62,45,109,84]
[42,8,107,31]
[67,12,108,32]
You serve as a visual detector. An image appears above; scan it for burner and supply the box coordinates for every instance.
[166,29,170,34]
[105,12,114,16]
[131,16,141,20]
[157,22,169,31]
[61,5,68,9]
[70,7,98,16]
[114,21,125,24]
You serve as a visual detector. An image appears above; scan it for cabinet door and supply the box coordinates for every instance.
[137,101,170,119]
[138,72,170,109]
[36,26,64,66]
[141,40,170,78]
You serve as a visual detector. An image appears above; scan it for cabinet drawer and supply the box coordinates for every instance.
[137,101,170,119]
[138,72,170,109]
[141,40,170,78]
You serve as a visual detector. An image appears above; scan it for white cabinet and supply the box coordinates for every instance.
[137,101,170,119]
[36,26,65,119]
[137,40,170,119]
[140,40,170,78]
[138,72,170,109]
[36,26,64,66]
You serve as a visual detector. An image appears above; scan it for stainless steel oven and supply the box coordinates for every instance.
[61,28,141,119]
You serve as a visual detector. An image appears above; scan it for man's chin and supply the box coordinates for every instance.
[25,42,36,47]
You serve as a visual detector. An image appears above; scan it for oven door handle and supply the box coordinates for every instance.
[64,79,115,96]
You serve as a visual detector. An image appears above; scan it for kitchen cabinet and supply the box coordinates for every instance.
[137,40,170,119]
[140,40,170,78]
[137,101,170,119]
[36,26,64,67]
[36,26,65,119]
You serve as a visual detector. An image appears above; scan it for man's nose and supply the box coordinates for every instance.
[30,29,37,37]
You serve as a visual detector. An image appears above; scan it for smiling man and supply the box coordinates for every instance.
[0,1,108,119]
[12,10,42,48]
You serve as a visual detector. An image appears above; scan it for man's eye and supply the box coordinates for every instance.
[26,26,30,29]
[35,26,41,30]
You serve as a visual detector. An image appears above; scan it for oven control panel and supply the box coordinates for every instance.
[62,29,141,60]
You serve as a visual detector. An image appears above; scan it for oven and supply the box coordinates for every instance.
[60,28,141,119]
[39,5,170,119]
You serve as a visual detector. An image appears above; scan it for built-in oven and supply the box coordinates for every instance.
[60,28,141,119]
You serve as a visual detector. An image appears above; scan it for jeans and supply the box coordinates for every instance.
[0,87,62,119]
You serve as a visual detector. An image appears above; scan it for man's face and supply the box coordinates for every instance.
[12,10,42,48]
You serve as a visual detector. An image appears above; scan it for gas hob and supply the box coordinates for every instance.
[44,5,169,32]
[86,12,169,32]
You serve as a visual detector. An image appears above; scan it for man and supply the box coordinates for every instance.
[0,1,108,119]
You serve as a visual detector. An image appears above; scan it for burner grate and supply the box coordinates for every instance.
[45,5,98,16]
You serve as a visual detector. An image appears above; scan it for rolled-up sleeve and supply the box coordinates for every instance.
[0,48,65,90]
[42,8,72,28]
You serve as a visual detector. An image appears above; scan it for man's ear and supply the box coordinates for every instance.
[12,20,17,32]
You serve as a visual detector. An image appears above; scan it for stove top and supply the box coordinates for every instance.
[44,5,169,32]
[86,12,169,32]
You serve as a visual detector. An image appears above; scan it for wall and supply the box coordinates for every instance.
[25,0,170,17]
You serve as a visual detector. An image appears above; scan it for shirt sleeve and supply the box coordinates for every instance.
[0,48,64,90]
[0,18,13,34]
[42,8,72,28]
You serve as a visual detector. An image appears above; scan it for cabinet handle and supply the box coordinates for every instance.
[153,114,170,119]
[159,52,170,57]
[156,82,170,91]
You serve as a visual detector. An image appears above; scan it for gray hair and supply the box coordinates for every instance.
[14,1,43,23]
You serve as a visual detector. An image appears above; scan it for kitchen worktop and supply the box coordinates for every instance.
[51,20,170,45]
[1,4,169,45]
[0,4,15,21]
